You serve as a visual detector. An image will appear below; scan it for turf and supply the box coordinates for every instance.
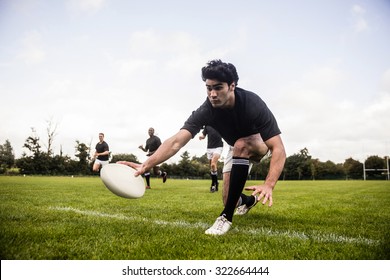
[0,176,389,260]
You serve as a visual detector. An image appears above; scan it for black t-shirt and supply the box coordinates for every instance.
[201,126,223,149]
[182,87,281,146]
[145,135,162,156]
[95,141,109,161]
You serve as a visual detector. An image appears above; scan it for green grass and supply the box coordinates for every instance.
[0,176,389,260]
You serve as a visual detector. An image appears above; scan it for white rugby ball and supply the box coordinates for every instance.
[100,163,145,199]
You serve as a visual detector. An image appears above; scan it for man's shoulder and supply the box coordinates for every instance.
[236,87,266,107]
[194,99,214,119]
[236,87,261,98]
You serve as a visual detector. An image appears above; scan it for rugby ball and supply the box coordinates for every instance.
[100,163,145,199]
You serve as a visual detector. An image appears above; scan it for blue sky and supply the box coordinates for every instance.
[1,0,389,164]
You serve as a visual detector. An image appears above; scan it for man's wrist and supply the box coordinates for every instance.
[263,180,276,189]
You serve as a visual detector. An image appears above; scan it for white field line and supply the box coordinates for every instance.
[49,206,379,246]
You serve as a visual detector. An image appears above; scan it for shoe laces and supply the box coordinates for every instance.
[216,216,228,231]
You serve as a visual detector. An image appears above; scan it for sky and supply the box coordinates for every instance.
[0,0,389,164]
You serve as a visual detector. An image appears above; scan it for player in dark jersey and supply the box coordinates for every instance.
[138,127,167,189]
[121,60,286,235]
[92,132,110,172]
[199,125,223,192]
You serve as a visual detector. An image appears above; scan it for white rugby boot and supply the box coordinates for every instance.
[205,215,232,235]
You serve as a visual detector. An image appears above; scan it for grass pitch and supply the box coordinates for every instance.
[0,176,389,260]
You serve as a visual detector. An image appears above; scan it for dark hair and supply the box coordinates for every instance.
[201,59,239,85]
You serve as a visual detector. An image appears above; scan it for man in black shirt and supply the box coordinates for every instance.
[121,60,286,235]
[138,128,167,188]
[199,125,223,192]
[92,133,110,172]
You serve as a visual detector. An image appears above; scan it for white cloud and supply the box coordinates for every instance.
[351,5,369,33]
[118,59,156,77]
[17,30,45,64]
[380,68,390,92]
[354,17,368,33]
[66,0,107,13]
[302,66,346,89]
[364,92,390,116]
[352,4,366,15]
[1,0,389,165]
[274,62,390,162]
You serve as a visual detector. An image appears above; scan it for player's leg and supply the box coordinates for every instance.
[153,166,167,183]
[222,171,230,205]
[221,146,252,208]
[206,154,248,236]
[220,153,250,221]
[221,146,232,205]
[206,134,268,235]
[153,166,168,183]
[210,149,221,191]
[206,149,215,192]
[145,171,151,189]
[226,134,269,215]
[93,159,102,172]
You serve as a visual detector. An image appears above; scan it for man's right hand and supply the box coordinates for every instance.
[117,161,143,176]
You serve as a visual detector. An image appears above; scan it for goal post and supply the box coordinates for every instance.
[363,156,390,180]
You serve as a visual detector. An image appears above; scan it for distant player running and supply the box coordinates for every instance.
[92,132,110,172]
[199,125,223,192]
[138,127,167,189]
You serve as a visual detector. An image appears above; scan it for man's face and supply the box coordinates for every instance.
[148,128,154,136]
[205,79,235,108]
[99,134,104,142]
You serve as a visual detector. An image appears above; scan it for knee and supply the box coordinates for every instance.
[232,139,250,157]
[233,136,269,159]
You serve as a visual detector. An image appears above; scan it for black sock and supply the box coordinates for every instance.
[220,157,249,222]
[240,193,255,207]
[211,172,217,185]
[145,173,150,187]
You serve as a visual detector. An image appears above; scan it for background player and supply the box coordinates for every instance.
[92,133,110,173]
[138,127,168,189]
[199,125,223,192]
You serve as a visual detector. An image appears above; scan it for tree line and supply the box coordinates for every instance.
[0,131,388,180]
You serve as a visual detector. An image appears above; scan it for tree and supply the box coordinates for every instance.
[111,153,139,163]
[50,154,71,175]
[75,141,91,175]
[23,128,42,158]
[284,148,312,180]
[365,155,386,180]
[19,128,51,174]
[315,160,344,179]
[0,139,15,168]
[344,158,363,179]
[310,159,318,180]
[45,118,58,156]
[190,154,211,179]
[191,153,209,165]
[250,157,270,180]
[177,151,197,178]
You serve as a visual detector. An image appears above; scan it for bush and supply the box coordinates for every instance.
[6,167,21,175]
